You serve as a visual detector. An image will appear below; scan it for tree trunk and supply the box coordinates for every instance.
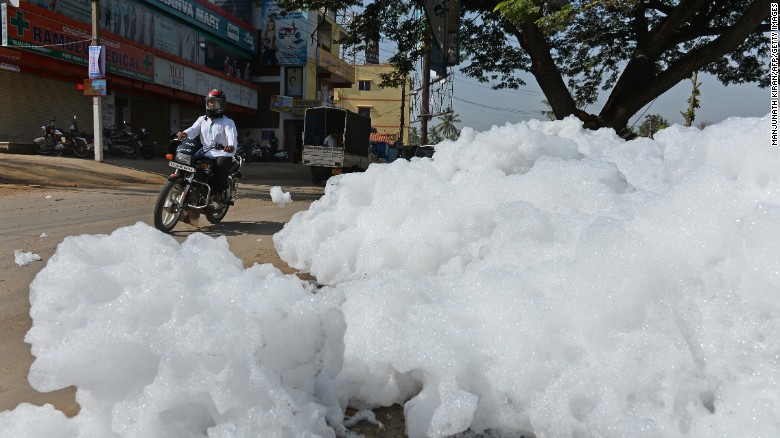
[511,21,592,123]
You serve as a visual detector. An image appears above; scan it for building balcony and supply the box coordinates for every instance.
[318,47,354,88]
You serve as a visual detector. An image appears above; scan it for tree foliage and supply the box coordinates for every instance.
[638,114,669,138]
[274,0,770,134]
[408,126,421,145]
[436,107,462,141]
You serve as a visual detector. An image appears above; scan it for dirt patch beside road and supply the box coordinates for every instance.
[0,154,163,192]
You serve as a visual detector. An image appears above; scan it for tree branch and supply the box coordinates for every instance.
[601,0,771,129]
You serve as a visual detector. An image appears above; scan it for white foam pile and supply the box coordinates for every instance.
[2,115,777,437]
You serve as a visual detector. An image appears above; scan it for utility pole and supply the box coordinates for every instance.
[398,78,406,145]
[420,26,431,145]
[91,0,104,162]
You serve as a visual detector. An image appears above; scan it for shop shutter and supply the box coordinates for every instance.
[0,70,92,145]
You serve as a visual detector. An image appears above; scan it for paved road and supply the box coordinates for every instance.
[0,154,323,416]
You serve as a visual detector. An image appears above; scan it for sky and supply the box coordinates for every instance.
[365,29,769,133]
[448,71,770,132]
[2,112,779,437]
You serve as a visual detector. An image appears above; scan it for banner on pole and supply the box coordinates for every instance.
[83,78,108,96]
[88,45,105,79]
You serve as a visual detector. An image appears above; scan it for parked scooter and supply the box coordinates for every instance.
[33,115,89,158]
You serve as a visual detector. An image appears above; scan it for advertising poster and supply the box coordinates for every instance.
[286,66,302,97]
[260,0,307,65]
[270,95,293,112]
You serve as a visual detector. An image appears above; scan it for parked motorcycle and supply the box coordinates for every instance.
[268,137,289,162]
[153,135,244,233]
[104,122,154,159]
[239,135,270,162]
[251,143,271,162]
[33,116,89,158]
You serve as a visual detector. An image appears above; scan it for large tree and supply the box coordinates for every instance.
[276,0,770,134]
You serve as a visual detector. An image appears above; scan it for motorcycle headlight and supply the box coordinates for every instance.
[175,152,193,165]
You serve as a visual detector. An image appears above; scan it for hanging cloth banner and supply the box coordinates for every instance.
[423,0,461,67]
[88,45,105,79]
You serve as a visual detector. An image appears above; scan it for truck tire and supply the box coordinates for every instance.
[311,166,331,186]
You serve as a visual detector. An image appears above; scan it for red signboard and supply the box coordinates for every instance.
[2,3,154,81]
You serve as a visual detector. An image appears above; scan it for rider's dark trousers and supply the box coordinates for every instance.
[213,156,232,193]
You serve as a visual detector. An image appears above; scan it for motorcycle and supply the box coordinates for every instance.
[277,24,301,40]
[268,137,289,162]
[33,115,89,158]
[104,121,155,159]
[135,127,155,159]
[238,135,271,162]
[153,135,244,233]
[250,143,271,162]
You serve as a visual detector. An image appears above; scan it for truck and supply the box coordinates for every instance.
[301,106,377,185]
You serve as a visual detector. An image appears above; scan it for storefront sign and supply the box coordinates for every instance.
[1,4,155,81]
[0,46,21,71]
[147,0,256,54]
[292,99,320,115]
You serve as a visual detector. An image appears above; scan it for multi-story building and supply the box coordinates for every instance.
[251,2,354,161]
[1,1,399,163]
[0,0,258,154]
[336,64,410,145]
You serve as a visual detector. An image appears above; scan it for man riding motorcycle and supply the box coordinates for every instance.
[177,89,238,209]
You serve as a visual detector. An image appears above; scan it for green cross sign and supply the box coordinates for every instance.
[142,53,152,71]
[10,11,30,37]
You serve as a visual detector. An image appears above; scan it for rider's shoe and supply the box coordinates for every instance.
[209,192,222,210]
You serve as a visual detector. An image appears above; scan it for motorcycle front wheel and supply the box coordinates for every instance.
[72,138,89,158]
[34,137,53,155]
[153,180,185,232]
[109,144,125,157]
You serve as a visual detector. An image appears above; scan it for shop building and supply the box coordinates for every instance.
[0,0,258,155]
[251,2,354,162]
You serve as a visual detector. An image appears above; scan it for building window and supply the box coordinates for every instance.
[358,80,371,91]
[358,107,371,118]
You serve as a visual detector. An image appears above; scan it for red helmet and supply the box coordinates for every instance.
[205,89,226,118]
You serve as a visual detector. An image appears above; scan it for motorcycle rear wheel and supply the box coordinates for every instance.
[154,180,185,232]
[73,138,89,158]
[205,202,230,224]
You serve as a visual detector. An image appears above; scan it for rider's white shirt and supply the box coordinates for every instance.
[183,115,238,158]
